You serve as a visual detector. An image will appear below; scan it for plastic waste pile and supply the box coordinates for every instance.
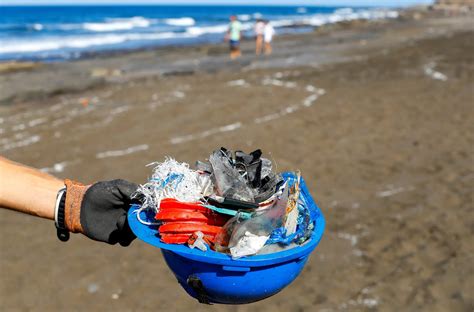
[133,147,315,259]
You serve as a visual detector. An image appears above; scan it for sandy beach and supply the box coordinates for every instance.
[1,8,473,311]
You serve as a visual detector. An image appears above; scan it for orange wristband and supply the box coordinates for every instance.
[64,179,90,234]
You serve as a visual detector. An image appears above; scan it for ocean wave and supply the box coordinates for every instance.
[83,16,151,32]
[32,23,43,31]
[0,23,44,31]
[237,14,251,21]
[0,32,189,54]
[286,9,399,27]
[296,7,307,14]
[0,8,400,58]
[186,24,228,36]
[186,21,255,36]
[163,17,195,26]
[334,8,354,15]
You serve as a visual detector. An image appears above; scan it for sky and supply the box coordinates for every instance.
[0,0,434,7]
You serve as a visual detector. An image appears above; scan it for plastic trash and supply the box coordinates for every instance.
[283,171,301,236]
[209,148,256,202]
[133,148,312,258]
[230,231,269,259]
[215,182,289,257]
[188,231,208,252]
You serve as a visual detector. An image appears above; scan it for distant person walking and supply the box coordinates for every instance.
[226,15,242,59]
[254,19,265,55]
[264,20,275,55]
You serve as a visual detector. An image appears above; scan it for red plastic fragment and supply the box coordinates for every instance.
[160,233,216,244]
[159,223,222,236]
[156,198,230,245]
[155,210,209,223]
[159,198,209,212]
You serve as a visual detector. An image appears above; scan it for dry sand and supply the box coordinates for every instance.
[0,10,473,312]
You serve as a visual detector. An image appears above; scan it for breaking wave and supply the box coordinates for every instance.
[83,16,151,32]
[163,17,195,26]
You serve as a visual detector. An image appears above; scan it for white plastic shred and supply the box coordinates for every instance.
[132,158,212,225]
[230,231,270,259]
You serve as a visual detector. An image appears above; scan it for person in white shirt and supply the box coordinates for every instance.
[263,20,275,55]
[254,19,265,55]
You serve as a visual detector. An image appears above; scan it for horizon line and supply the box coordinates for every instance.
[0,3,420,8]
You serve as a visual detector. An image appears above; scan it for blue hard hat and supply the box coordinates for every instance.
[128,172,325,304]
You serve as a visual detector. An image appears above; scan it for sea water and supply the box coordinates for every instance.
[0,5,398,61]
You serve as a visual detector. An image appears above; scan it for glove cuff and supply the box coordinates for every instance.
[64,179,90,234]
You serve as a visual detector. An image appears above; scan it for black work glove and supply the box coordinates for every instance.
[64,179,139,246]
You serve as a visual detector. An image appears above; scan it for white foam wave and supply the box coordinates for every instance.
[0,32,188,54]
[237,14,251,21]
[163,17,195,26]
[83,16,151,32]
[334,8,354,15]
[270,19,297,28]
[301,9,398,27]
[187,21,255,36]
[186,24,228,36]
[32,23,43,31]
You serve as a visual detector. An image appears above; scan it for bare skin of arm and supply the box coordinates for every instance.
[0,156,63,220]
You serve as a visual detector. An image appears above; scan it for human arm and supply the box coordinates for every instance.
[0,156,62,219]
[0,156,138,245]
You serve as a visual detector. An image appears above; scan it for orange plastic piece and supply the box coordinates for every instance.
[159,223,222,236]
[160,233,216,244]
[155,198,230,226]
[156,198,230,245]
[156,210,209,223]
[159,198,209,213]
[187,231,215,247]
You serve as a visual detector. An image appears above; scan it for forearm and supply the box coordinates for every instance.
[0,156,64,220]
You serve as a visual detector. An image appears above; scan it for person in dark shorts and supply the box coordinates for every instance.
[226,15,242,59]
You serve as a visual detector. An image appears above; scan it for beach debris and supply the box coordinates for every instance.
[169,122,242,145]
[96,144,148,159]
[40,161,69,173]
[172,90,186,98]
[262,77,297,88]
[133,148,314,258]
[376,185,415,198]
[230,231,270,259]
[79,97,90,107]
[187,231,210,251]
[111,291,121,300]
[227,79,249,87]
[90,67,122,78]
[134,158,212,212]
[423,62,448,81]
[87,283,99,294]
[284,171,301,236]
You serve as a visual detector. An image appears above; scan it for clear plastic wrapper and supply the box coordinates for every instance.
[209,149,256,202]
[214,183,289,258]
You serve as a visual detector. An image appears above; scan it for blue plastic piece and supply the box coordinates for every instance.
[128,172,325,304]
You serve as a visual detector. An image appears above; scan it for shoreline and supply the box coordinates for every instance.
[2,8,473,107]
[0,5,403,64]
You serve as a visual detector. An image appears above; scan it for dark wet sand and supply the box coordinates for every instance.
[1,10,473,312]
